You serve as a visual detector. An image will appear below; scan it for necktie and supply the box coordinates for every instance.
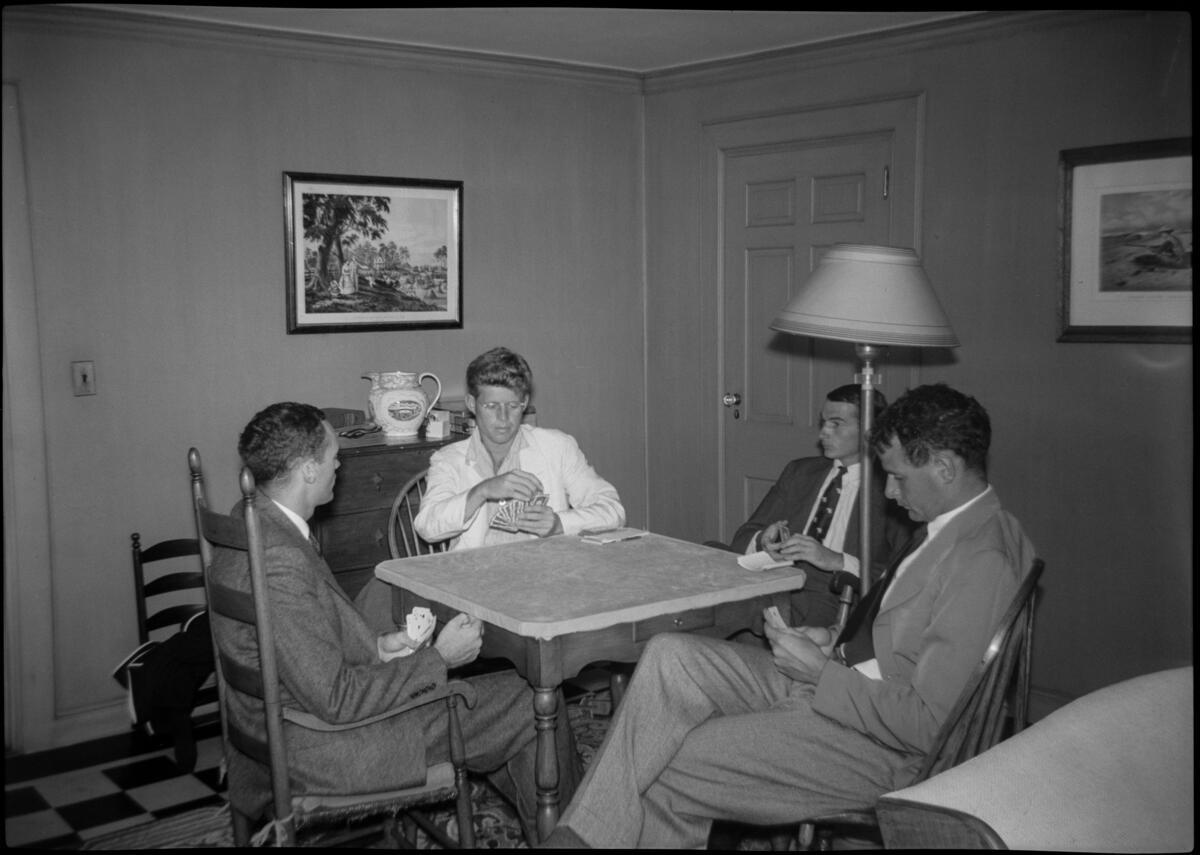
[837,525,928,666]
[805,465,845,543]
[308,532,322,555]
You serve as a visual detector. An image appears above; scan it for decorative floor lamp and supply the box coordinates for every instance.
[770,245,958,596]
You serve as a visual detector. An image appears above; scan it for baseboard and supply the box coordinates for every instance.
[35,701,131,753]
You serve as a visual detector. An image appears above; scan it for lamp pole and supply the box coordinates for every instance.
[855,343,884,597]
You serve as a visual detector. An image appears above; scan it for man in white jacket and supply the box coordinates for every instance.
[416,347,625,550]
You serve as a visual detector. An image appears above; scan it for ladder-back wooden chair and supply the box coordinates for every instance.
[131,533,205,642]
[129,531,217,770]
[188,448,476,847]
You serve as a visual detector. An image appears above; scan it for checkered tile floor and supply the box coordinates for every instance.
[5,720,226,849]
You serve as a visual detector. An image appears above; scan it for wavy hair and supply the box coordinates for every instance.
[466,347,533,398]
[238,402,329,487]
[870,384,990,476]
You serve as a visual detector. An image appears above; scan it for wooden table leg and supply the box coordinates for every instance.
[533,686,560,843]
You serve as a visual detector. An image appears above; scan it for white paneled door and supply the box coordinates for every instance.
[714,99,922,539]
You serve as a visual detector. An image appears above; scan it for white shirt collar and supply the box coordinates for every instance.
[835,460,862,484]
[272,498,310,540]
[925,485,993,541]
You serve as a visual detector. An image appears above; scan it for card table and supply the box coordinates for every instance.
[375,531,806,842]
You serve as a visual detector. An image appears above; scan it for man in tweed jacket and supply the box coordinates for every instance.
[209,402,580,838]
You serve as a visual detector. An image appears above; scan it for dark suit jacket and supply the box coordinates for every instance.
[730,456,913,587]
[209,497,453,812]
[815,489,1036,759]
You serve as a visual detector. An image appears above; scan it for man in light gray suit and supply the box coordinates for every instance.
[209,402,580,840]
[544,384,1035,849]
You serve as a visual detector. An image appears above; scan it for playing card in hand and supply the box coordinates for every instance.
[382,607,436,661]
[489,493,548,532]
[405,607,436,645]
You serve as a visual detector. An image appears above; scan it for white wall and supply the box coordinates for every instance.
[3,10,646,749]
[642,11,1192,715]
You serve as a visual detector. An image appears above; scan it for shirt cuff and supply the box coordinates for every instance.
[841,554,860,577]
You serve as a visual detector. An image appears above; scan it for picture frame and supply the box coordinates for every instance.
[284,172,463,333]
[1058,138,1191,343]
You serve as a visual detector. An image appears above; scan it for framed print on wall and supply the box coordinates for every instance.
[284,172,463,333]
[1058,138,1191,343]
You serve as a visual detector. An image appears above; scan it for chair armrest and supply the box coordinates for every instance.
[827,570,858,594]
[282,680,478,733]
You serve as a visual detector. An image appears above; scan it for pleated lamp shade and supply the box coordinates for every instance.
[770,245,959,348]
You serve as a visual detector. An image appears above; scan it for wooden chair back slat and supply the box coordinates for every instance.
[144,604,207,634]
[131,531,205,644]
[387,470,449,559]
[917,558,1044,781]
[188,448,290,843]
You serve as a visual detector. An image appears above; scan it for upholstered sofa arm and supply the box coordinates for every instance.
[877,666,1193,852]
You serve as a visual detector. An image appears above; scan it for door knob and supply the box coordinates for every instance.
[722,393,742,407]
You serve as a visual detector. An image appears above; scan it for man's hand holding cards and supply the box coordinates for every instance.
[489,492,548,532]
[763,605,788,630]
[378,607,437,662]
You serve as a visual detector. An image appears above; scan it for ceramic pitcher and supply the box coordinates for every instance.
[362,371,442,437]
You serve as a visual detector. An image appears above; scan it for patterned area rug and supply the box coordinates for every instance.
[83,691,782,849]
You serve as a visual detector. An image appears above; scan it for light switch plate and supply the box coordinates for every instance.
[71,361,96,396]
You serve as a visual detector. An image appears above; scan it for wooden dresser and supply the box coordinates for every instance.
[312,431,466,597]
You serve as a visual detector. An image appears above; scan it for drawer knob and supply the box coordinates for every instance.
[372,472,384,492]
[673,617,684,627]
[374,529,385,547]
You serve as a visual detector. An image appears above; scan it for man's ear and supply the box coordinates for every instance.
[299,457,317,484]
[931,450,961,484]
[465,394,477,416]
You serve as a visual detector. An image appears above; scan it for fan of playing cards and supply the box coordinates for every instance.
[382,607,436,661]
[489,493,548,532]
[406,607,436,646]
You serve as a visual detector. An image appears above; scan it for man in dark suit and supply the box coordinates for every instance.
[545,384,1036,849]
[730,384,913,628]
[208,402,580,841]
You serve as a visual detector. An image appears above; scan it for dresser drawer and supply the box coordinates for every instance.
[325,450,435,515]
[317,433,464,593]
[318,509,391,573]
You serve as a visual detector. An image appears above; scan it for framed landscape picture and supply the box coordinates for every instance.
[1058,138,1191,343]
[285,172,463,333]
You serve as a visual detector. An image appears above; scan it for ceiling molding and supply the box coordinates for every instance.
[2,5,642,91]
[642,10,1128,94]
[5,7,1133,96]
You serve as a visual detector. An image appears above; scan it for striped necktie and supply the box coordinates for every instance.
[837,525,928,666]
[308,531,322,555]
[805,465,845,543]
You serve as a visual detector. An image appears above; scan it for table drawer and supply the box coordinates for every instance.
[632,606,715,641]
